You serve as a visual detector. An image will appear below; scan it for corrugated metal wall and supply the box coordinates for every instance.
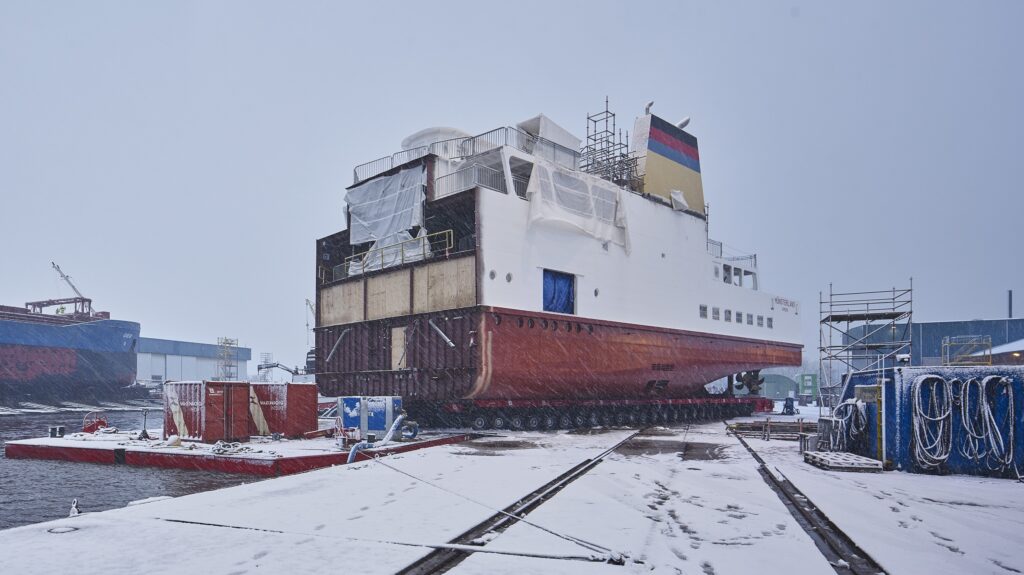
[316,308,479,400]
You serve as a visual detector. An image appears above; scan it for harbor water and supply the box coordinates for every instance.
[0,411,259,530]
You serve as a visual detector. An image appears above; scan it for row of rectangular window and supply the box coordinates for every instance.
[698,305,773,328]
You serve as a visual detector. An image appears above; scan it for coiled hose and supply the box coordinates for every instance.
[828,399,867,452]
[959,376,1014,472]
[911,375,953,470]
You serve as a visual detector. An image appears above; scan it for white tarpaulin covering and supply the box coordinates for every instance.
[670,189,690,211]
[526,159,630,252]
[345,165,426,245]
[347,229,431,276]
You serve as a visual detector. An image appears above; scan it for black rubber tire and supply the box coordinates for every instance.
[544,414,559,430]
[509,415,525,430]
[601,412,614,427]
[471,415,488,430]
[627,412,638,426]
[491,415,507,429]
[588,412,601,427]
[526,414,541,430]
[574,413,588,428]
[638,412,649,426]
[559,414,573,429]
[614,412,627,426]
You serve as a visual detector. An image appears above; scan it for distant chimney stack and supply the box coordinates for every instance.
[1010,289,1014,319]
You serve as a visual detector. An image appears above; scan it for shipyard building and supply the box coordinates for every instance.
[136,337,251,385]
[844,318,1024,367]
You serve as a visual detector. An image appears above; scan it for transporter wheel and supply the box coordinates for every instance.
[526,414,541,430]
[559,414,573,429]
[638,411,650,426]
[601,412,614,427]
[588,412,601,427]
[627,411,638,426]
[574,413,589,428]
[543,414,558,430]
[614,412,627,427]
[470,415,489,430]
[668,408,680,424]
[509,414,525,430]
[491,414,507,430]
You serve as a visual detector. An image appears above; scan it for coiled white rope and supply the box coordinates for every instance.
[958,376,1015,472]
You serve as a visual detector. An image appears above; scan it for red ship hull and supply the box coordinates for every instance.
[315,306,801,401]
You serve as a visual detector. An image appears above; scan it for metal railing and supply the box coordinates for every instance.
[353,127,580,184]
[337,229,455,280]
[707,239,723,258]
[434,164,506,200]
[512,175,530,198]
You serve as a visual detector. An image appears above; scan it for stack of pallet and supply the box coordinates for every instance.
[727,419,810,441]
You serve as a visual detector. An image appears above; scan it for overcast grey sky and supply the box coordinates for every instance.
[1,1,1021,367]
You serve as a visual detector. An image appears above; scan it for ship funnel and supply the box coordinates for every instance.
[645,101,654,114]
[676,117,690,129]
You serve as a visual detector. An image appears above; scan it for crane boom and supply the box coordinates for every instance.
[51,262,86,299]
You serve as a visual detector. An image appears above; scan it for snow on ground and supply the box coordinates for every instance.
[453,424,834,575]
[749,436,1024,575]
[0,429,641,574]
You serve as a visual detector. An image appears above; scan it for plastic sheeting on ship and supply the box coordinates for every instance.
[525,158,630,252]
[345,165,426,245]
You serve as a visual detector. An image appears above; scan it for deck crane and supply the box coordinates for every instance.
[25,262,94,317]
[305,298,315,346]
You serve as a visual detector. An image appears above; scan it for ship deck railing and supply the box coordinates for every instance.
[334,229,455,281]
[434,164,506,200]
[353,126,580,185]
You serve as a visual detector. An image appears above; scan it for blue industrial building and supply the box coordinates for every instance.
[846,318,1024,366]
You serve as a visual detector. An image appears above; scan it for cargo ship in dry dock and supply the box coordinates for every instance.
[0,264,140,405]
[314,102,802,427]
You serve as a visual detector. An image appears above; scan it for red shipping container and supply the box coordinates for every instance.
[163,381,250,443]
[248,382,318,438]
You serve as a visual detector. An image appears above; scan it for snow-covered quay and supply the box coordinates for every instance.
[1,420,1022,574]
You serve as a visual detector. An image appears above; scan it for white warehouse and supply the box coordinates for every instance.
[136,337,251,384]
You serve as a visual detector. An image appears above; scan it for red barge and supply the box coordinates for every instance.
[313,104,801,427]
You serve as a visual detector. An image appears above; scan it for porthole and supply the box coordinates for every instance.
[576,323,582,333]
[528,318,535,328]
[506,273,513,282]
[565,321,572,332]
[552,321,558,331]
[587,325,594,334]
[489,270,496,280]
[541,319,549,329]
[517,317,524,328]
[493,314,502,326]
[594,288,600,297]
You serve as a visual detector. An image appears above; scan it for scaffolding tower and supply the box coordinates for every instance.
[216,337,239,381]
[258,352,274,381]
[819,282,913,413]
[579,98,640,190]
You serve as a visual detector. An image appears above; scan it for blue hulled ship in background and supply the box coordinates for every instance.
[0,263,140,405]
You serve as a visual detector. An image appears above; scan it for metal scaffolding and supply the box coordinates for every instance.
[579,97,640,190]
[818,281,913,413]
[941,335,992,366]
[216,337,239,381]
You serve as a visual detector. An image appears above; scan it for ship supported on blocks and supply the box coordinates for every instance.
[314,102,802,428]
